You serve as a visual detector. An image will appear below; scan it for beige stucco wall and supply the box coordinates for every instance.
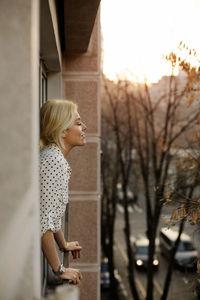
[62,13,101,300]
[0,1,100,299]
[0,0,41,299]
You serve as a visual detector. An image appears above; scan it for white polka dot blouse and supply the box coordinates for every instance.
[40,143,71,236]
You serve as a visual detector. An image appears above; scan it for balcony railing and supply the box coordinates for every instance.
[45,285,79,300]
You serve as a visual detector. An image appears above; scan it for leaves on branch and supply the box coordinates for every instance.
[190,210,198,225]
[170,209,179,221]
[162,219,170,224]
[180,204,187,219]
[166,188,173,199]
[187,94,196,106]
[196,131,200,139]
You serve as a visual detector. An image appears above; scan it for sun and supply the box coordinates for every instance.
[101,0,200,84]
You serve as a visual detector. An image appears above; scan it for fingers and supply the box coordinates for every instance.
[72,250,77,259]
[72,249,81,259]
[69,274,80,285]
[60,268,82,285]
[64,241,82,259]
[66,241,82,252]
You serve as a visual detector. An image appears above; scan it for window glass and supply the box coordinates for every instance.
[178,241,195,252]
[39,60,48,296]
[136,246,148,255]
[39,62,47,107]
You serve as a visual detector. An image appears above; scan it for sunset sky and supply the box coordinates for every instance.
[101,0,200,83]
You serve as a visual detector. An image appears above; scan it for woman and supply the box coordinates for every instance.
[40,99,87,285]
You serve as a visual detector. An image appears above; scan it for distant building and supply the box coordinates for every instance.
[0,1,101,299]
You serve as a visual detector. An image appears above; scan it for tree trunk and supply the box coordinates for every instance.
[108,194,119,299]
[123,191,139,300]
[146,198,162,300]
[108,230,120,299]
[101,191,119,298]
[161,183,196,300]
[146,228,155,300]
[160,221,185,300]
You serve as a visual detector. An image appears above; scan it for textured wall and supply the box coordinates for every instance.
[62,14,101,300]
[0,0,41,299]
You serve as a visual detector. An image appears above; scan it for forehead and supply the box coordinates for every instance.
[74,111,80,120]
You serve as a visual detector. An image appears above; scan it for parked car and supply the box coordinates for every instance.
[101,257,110,291]
[101,257,121,291]
[160,227,197,270]
[132,235,160,270]
[116,184,136,206]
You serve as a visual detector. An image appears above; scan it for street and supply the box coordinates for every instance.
[102,194,199,300]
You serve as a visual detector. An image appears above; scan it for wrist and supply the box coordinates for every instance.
[53,264,66,276]
[59,242,69,252]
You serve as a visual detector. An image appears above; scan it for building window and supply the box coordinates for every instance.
[40,62,48,107]
[39,60,48,296]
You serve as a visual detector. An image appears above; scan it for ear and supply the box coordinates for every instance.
[62,129,68,138]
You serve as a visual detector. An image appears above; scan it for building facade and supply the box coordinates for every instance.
[0,0,101,299]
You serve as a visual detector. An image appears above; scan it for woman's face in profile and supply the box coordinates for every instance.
[63,111,87,148]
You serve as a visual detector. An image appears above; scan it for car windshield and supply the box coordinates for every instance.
[178,241,195,251]
[136,246,148,255]
[101,262,108,270]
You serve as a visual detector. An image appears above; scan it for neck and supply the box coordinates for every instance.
[59,144,72,158]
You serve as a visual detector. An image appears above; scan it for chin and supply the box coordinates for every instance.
[76,139,86,146]
[81,138,86,145]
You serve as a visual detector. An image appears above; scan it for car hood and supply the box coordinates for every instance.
[135,254,159,261]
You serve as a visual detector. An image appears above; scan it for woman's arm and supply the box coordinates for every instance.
[41,230,82,284]
[53,229,67,251]
[42,230,61,272]
[54,229,82,259]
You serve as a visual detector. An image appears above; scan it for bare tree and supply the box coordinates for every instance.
[101,102,120,299]
[101,43,200,300]
[161,123,200,300]
[102,76,139,300]
[123,44,199,300]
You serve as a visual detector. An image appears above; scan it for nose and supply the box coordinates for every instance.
[82,122,87,131]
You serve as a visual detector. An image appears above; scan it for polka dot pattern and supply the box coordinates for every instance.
[40,143,71,236]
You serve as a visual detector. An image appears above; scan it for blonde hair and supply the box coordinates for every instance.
[40,99,78,149]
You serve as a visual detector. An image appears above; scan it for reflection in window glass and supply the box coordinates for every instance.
[178,241,195,252]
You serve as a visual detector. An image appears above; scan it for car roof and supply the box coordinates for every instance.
[135,236,160,246]
[136,238,149,246]
[160,227,191,242]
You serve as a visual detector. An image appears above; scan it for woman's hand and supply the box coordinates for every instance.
[59,268,82,285]
[62,241,82,259]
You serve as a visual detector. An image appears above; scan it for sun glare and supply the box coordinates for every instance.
[101,0,200,84]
